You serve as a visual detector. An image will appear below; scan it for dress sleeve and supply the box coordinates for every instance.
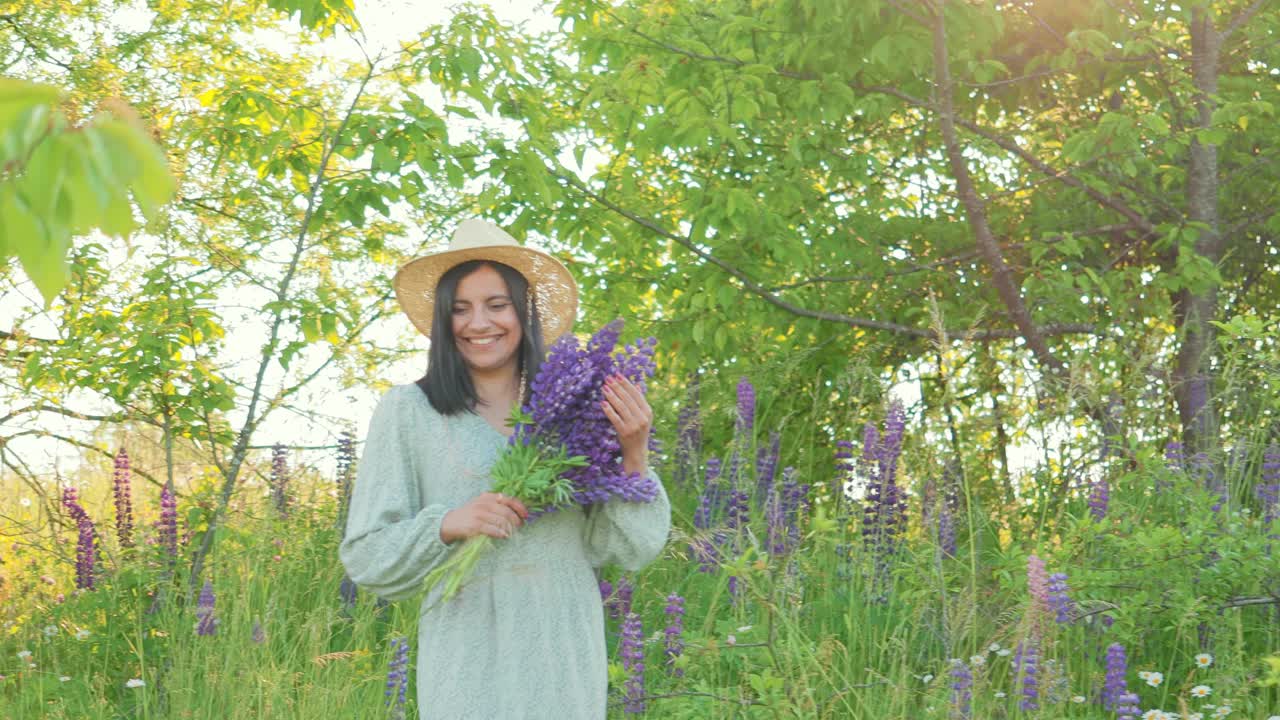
[339,386,455,602]
[582,468,672,570]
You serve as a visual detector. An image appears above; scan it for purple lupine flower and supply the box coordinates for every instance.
[765,487,787,556]
[693,458,723,530]
[270,443,289,516]
[1256,445,1278,528]
[251,620,266,644]
[780,467,809,553]
[339,575,358,610]
[834,439,856,512]
[1046,572,1076,625]
[1014,640,1039,711]
[619,612,645,713]
[663,593,685,677]
[598,579,613,604]
[158,487,177,559]
[195,579,218,636]
[75,516,95,590]
[385,636,410,719]
[336,427,356,534]
[1164,440,1185,473]
[950,658,972,719]
[524,320,658,506]
[755,431,780,507]
[113,448,134,548]
[1102,643,1130,710]
[862,402,909,597]
[1115,692,1141,720]
[724,488,750,531]
[1027,555,1050,616]
[1088,477,1109,521]
[604,576,633,620]
[937,460,959,557]
[62,486,90,526]
[672,375,701,488]
[735,377,755,436]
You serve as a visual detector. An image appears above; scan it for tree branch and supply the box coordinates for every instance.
[552,170,1096,342]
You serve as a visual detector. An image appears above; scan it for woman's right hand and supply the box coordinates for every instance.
[439,492,529,544]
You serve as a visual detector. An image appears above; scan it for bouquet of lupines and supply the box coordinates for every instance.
[423,319,658,603]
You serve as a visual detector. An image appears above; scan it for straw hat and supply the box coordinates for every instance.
[393,219,579,342]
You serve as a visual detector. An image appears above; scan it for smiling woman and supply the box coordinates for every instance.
[338,219,670,719]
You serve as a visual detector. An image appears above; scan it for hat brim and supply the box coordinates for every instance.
[393,245,579,344]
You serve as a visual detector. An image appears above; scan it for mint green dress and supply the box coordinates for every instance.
[338,383,671,719]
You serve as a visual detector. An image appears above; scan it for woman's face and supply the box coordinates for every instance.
[450,264,523,376]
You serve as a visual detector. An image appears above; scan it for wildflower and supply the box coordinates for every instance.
[1144,671,1164,687]
[997,648,1012,657]
[195,579,218,636]
[988,643,1001,653]
[969,654,985,667]
[735,376,755,436]
[1211,706,1230,718]
[19,497,31,507]
[1088,476,1110,520]
[921,674,934,683]
[1026,555,1050,610]
[125,678,145,688]
[604,576,633,620]
[663,593,685,677]
[1071,696,1085,703]
[1013,641,1039,711]
[950,658,972,718]
[725,634,736,646]
[862,401,908,596]
[384,637,410,719]
[16,650,31,660]
[1104,643,1131,710]
[755,431,780,506]
[339,575,358,610]
[335,427,357,532]
[59,676,70,682]
[619,612,645,713]
[1190,685,1211,698]
[672,374,701,488]
[994,691,1007,698]
[43,625,58,637]
[271,443,290,516]
[75,630,90,641]
[1116,692,1142,720]
[113,448,134,548]
[1046,572,1076,624]
[936,460,960,557]
[75,516,96,590]
[158,487,178,559]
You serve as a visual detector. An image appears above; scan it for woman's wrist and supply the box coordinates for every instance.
[621,448,648,475]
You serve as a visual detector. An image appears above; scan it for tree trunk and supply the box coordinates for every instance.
[1172,8,1226,458]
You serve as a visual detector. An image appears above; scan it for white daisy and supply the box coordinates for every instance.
[997,648,1012,657]
[921,674,935,683]
[994,691,1007,698]
[1194,653,1213,668]
[59,676,71,682]
[75,630,90,641]
[43,625,58,637]
[1211,706,1230,718]
[1071,696,1086,703]
[1187,714,1203,720]
[1145,671,1164,687]
[988,643,1001,653]
[125,678,145,688]
[16,650,31,661]
[1142,711,1165,720]
[1190,685,1211,698]
[970,655,986,666]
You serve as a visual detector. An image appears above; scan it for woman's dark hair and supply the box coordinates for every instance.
[416,260,544,415]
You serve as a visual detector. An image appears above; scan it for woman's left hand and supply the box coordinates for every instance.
[601,373,652,474]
